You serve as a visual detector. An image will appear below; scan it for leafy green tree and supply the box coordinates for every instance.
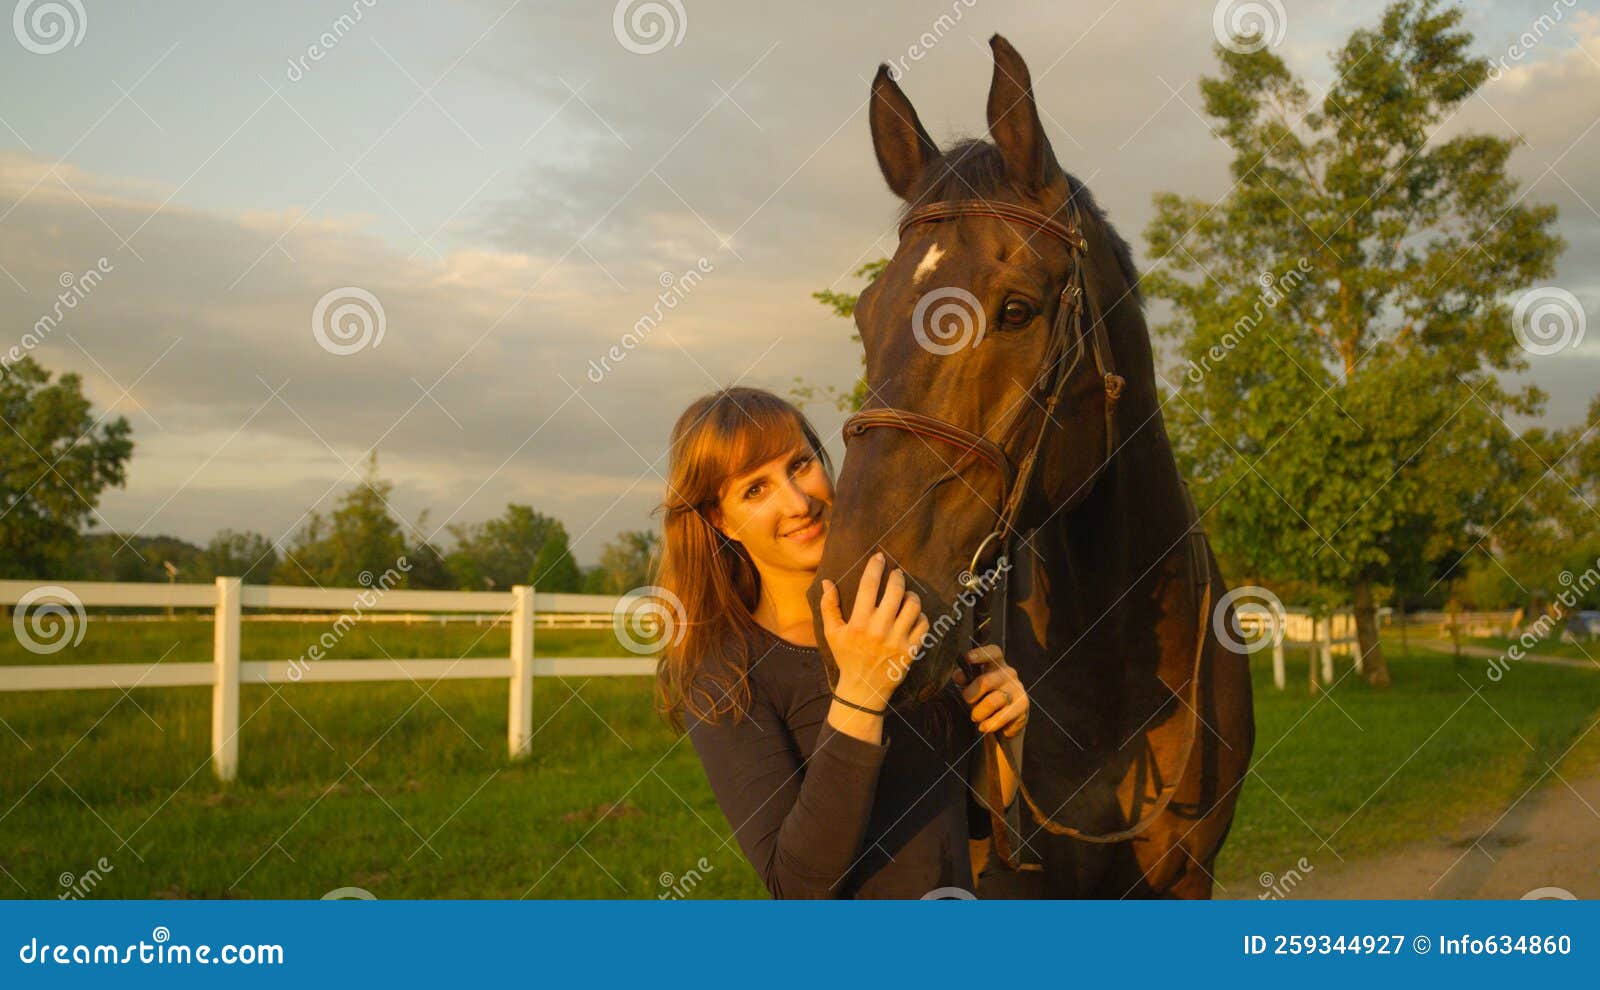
[201,529,278,582]
[1,356,133,577]
[446,504,559,590]
[274,452,408,586]
[529,523,581,592]
[71,533,202,583]
[1487,396,1600,612]
[592,529,661,594]
[802,259,884,413]
[1143,0,1564,686]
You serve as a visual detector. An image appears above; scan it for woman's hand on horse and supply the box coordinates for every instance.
[953,645,1029,738]
[820,551,930,701]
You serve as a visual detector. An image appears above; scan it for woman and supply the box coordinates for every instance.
[653,386,1029,898]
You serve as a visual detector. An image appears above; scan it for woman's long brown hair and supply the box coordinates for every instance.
[651,387,832,734]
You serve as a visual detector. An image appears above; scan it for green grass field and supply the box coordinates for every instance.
[2,620,1596,898]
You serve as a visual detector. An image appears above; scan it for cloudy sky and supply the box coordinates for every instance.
[2,0,1596,564]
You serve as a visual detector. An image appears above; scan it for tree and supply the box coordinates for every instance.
[72,533,202,583]
[446,504,559,590]
[274,452,409,586]
[1486,396,1600,613]
[201,529,278,583]
[0,357,133,577]
[403,511,455,590]
[1143,0,1564,687]
[529,523,581,592]
[802,259,885,413]
[592,529,661,594]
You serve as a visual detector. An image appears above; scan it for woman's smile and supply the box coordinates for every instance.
[783,515,826,545]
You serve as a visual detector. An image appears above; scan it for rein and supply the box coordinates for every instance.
[838,198,1213,869]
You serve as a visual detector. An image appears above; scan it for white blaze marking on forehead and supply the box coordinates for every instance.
[911,242,945,286]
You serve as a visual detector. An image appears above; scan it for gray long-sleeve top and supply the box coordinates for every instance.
[685,624,987,898]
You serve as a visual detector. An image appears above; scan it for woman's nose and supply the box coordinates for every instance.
[778,477,813,515]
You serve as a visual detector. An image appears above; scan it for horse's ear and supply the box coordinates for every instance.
[869,64,938,200]
[986,35,1057,190]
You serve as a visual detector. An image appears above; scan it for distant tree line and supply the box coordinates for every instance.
[1,355,659,595]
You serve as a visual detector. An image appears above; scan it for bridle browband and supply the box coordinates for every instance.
[838,196,1214,866]
[841,197,1126,593]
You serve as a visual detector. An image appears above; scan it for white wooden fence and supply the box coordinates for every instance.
[1236,607,1360,690]
[0,578,656,781]
[86,612,617,629]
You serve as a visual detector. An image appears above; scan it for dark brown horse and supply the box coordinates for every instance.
[807,35,1254,898]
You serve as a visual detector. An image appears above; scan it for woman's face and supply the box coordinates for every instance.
[711,443,833,574]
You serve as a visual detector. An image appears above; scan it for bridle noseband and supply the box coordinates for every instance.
[840,198,1126,592]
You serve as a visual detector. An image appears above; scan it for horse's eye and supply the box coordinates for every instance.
[1001,299,1035,327]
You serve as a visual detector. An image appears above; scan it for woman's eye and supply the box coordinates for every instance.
[744,483,762,500]
[1001,300,1035,327]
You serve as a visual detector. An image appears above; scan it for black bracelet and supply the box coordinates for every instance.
[830,692,887,716]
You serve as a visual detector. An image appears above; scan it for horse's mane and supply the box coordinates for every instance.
[902,138,1143,308]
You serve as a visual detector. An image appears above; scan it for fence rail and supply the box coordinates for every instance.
[0,579,655,781]
[1235,607,1361,691]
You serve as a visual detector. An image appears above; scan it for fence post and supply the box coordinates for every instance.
[212,577,241,782]
[1272,637,1286,691]
[1320,617,1335,684]
[508,585,535,760]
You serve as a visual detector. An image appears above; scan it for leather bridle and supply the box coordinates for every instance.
[838,197,1213,869]
[841,198,1126,593]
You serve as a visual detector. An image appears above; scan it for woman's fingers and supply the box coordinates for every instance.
[968,686,1012,723]
[960,669,1008,704]
[849,553,887,626]
[869,566,906,636]
[890,590,921,642]
[964,645,1004,668]
[907,615,930,656]
[979,693,1029,736]
[819,579,845,633]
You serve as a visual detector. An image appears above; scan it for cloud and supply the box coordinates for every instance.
[2,0,1596,558]
[0,150,848,557]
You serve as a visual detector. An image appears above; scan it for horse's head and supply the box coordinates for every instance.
[811,35,1136,704]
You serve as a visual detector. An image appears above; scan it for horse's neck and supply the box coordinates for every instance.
[1022,297,1196,653]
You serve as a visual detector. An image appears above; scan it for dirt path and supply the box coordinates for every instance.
[1224,770,1600,899]
[1410,637,1598,672]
